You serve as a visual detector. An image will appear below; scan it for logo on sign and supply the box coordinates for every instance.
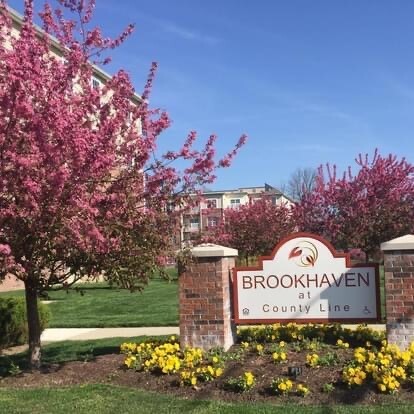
[288,241,318,267]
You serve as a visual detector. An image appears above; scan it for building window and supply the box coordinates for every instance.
[230,198,241,208]
[272,195,281,205]
[206,199,217,209]
[207,217,218,227]
[166,202,175,213]
[190,218,200,229]
[91,77,101,90]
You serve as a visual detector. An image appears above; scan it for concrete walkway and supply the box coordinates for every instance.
[41,326,179,342]
[40,324,385,343]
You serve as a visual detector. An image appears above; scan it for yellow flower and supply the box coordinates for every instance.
[354,377,363,385]
[297,383,309,396]
[306,353,319,367]
[400,351,411,366]
[244,371,255,387]
[355,353,366,363]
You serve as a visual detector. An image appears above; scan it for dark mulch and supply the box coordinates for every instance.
[1,346,414,406]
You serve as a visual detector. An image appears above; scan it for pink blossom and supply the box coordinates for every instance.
[0,244,11,255]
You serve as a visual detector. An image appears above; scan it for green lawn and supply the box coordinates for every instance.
[0,384,413,414]
[0,265,386,328]
[0,278,178,328]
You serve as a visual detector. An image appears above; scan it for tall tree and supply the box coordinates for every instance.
[0,0,245,368]
[286,167,316,201]
[294,150,414,259]
[204,198,295,264]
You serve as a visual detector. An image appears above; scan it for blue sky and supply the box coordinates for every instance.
[8,0,414,190]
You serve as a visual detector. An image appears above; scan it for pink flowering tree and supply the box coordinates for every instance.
[294,150,414,260]
[0,0,245,368]
[204,198,295,264]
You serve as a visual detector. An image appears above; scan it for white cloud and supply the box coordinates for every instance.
[160,21,219,45]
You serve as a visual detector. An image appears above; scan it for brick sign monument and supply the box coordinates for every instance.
[179,233,414,351]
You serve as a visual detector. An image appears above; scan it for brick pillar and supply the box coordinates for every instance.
[179,243,238,351]
[381,235,414,349]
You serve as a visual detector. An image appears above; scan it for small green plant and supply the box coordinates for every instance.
[222,348,244,362]
[225,371,255,392]
[322,382,335,393]
[319,352,339,366]
[7,360,22,376]
[205,346,224,358]
[303,338,323,351]
[268,341,286,354]
[291,341,303,353]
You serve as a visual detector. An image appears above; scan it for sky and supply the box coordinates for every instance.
[7,0,414,191]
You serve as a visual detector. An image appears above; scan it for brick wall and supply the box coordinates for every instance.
[179,247,236,351]
[383,249,414,349]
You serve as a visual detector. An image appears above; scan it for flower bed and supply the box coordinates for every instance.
[120,323,414,402]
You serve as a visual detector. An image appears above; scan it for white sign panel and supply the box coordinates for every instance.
[233,233,380,323]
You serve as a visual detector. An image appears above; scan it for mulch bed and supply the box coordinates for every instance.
[1,344,414,406]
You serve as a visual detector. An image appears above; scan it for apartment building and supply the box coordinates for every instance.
[6,6,141,105]
[180,184,293,245]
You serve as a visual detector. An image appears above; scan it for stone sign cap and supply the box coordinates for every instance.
[191,243,238,258]
[380,235,414,251]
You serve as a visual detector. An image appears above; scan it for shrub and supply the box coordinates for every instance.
[0,297,50,350]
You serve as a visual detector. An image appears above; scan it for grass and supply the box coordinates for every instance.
[0,384,413,414]
[0,276,178,328]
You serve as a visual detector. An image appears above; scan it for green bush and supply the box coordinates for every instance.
[0,297,50,350]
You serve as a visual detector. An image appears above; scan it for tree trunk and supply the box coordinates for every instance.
[24,279,42,370]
